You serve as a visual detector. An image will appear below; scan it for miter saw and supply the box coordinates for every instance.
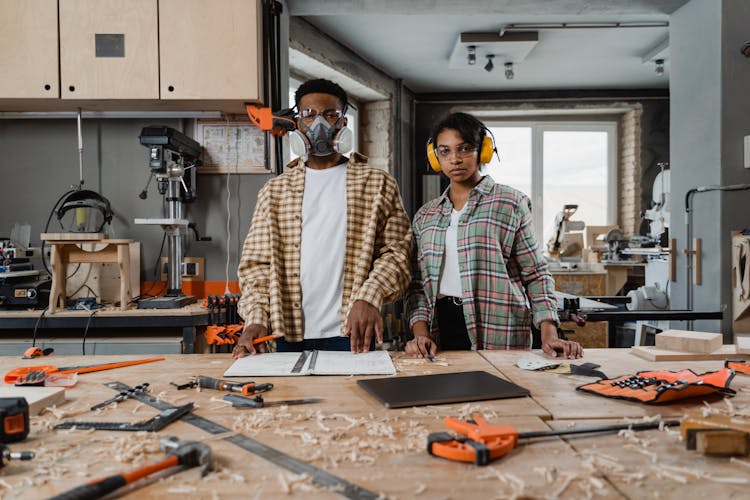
[547,204,585,262]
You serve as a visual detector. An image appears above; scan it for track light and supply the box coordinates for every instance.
[484,54,494,72]
[467,45,476,65]
[504,62,514,80]
[654,58,664,75]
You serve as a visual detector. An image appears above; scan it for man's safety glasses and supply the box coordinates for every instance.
[299,108,343,123]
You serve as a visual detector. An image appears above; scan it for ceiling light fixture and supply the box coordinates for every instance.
[504,62,514,80]
[498,21,669,36]
[654,58,664,75]
[484,54,494,72]
[467,45,476,65]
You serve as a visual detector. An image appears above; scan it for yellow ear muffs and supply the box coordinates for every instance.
[426,139,442,172]
[479,134,495,165]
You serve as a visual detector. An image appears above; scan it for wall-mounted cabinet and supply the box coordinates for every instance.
[0,0,262,108]
[0,0,59,98]
[59,0,159,99]
[160,0,262,100]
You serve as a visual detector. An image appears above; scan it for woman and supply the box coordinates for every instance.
[405,112,582,359]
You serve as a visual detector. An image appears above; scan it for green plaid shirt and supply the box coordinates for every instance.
[406,176,559,349]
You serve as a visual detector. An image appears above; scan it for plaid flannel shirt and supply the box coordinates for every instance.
[406,175,559,349]
[237,153,412,342]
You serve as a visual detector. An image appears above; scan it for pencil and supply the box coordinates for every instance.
[252,334,283,345]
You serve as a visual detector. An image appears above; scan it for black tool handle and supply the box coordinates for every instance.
[49,475,126,500]
[196,375,228,391]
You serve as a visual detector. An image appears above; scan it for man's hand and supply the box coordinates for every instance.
[540,321,582,359]
[405,335,437,358]
[232,323,269,358]
[345,300,382,353]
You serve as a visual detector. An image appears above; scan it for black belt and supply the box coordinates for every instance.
[438,296,463,306]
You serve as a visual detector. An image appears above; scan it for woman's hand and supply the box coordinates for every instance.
[405,335,437,358]
[540,321,582,359]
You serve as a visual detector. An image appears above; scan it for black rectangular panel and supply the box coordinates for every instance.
[357,370,530,409]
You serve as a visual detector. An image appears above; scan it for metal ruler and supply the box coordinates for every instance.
[106,381,379,500]
[54,403,193,431]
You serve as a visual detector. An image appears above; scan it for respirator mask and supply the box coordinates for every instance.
[289,113,353,159]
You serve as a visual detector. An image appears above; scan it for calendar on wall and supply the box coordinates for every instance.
[195,119,269,174]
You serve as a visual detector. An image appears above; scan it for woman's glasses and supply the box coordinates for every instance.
[436,144,477,159]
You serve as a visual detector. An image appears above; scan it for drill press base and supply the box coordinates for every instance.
[138,294,196,309]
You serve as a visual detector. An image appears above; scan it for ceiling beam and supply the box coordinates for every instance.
[287,0,688,16]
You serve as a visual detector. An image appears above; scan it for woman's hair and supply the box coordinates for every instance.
[430,112,486,147]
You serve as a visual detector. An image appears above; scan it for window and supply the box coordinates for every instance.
[288,79,358,162]
[484,121,617,248]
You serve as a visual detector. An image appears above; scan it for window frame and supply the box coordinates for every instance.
[485,119,618,244]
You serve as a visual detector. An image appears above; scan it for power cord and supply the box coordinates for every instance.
[82,307,99,355]
[31,307,48,347]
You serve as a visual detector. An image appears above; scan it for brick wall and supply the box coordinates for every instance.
[361,100,391,171]
[619,107,642,234]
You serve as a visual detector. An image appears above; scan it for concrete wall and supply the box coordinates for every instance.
[669,0,750,338]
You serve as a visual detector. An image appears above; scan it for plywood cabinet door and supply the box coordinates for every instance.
[59,0,159,99]
[159,0,262,100]
[0,0,59,98]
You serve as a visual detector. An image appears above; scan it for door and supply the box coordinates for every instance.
[0,0,58,98]
[159,0,262,100]
[59,0,159,99]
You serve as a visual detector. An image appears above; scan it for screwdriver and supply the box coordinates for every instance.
[1,444,34,468]
[90,383,150,411]
[196,376,273,396]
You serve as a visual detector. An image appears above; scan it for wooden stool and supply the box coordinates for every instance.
[45,236,134,312]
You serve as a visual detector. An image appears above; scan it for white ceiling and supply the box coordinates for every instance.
[287,0,690,94]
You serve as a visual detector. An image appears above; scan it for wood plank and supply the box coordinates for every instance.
[630,344,745,361]
[736,334,750,355]
[654,329,723,353]
[0,386,66,414]
[41,233,105,241]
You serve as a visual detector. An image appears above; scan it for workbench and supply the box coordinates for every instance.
[0,305,209,354]
[1,350,748,498]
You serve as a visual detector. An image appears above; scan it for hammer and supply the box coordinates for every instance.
[49,436,212,500]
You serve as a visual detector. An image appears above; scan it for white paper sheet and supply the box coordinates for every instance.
[223,350,396,377]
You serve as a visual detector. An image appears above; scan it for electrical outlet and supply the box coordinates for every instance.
[160,256,205,281]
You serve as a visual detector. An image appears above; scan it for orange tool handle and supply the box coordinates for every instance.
[4,366,58,384]
[49,456,178,500]
[4,357,165,384]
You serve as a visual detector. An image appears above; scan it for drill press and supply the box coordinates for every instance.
[135,126,202,309]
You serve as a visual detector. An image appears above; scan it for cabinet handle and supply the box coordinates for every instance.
[167,85,174,92]
[68,85,76,92]
[44,84,51,91]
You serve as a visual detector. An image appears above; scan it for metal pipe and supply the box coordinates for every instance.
[77,109,84,186]
[683,183,750,329]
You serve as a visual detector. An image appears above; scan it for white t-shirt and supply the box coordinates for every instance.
[300,163,347,339]
[439,206,465,298]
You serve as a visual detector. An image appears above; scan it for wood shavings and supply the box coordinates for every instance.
[131,402,145,414]
[167,485,197,493]
[533,465,557,484]
[0,478,12,490]
[415,483,427,495]
[730,457,750,469]
[623,443,658,463]
[276,472,318,494]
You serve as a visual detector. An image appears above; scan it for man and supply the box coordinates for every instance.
[233,79,411,358]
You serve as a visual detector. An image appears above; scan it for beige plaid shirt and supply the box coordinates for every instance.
[237,153,412,342]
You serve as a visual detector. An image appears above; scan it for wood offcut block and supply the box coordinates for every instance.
[630,344,742,362]
[0,386,66,415]
[654,329,723,353]
[736,334,750,355]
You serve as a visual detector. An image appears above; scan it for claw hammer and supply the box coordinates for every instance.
[49,436,212,500]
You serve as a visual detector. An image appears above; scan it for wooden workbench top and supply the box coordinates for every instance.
[1,349,748,498]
